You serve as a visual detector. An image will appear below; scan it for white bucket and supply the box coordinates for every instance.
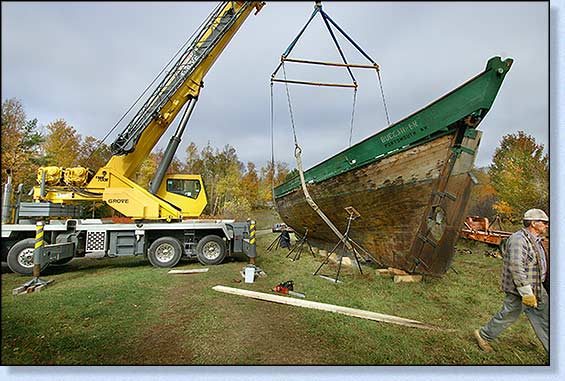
[244,267,255,283]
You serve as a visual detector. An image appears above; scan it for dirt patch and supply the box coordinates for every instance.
[130,274,335,365]
[125,279,199,364]
[203,295,329,364]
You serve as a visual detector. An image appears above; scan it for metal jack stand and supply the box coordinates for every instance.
[267,230,291,252]
[313,207,373,283]
[13,271,54,295]
[286,228,315,261]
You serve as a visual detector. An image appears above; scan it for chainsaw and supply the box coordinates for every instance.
[272,280,305,298]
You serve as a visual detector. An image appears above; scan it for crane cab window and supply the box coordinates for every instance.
[166,179,201,199]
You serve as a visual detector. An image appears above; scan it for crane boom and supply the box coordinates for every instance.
[108,1,264,178]
[33,1,265,221]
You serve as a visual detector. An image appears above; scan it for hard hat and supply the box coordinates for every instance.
[523,209,549,222]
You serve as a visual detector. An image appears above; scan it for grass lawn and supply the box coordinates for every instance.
[1,233,548,365]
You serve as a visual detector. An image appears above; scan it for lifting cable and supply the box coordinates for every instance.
[270,2,388,254]
[349,88,357,147]
[279,62,352,248]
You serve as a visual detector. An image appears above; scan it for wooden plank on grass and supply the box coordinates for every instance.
[168,268,209,274]
[387,267,409,276]
[12,279,54,295]
[394,275,423,283]
[318,275,343,283]
[212,285,445,331]
[376,269,393,276]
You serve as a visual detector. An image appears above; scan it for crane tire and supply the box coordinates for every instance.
[7,238,48,275]
[147,237,183,268]
[196,235,227,265]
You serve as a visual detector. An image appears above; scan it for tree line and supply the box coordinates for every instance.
[1,98,290,218]
[1,98,549,221]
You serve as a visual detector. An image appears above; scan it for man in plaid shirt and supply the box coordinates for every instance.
[474,208,549,353]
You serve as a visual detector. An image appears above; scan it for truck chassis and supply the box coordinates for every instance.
[2,218,255,275]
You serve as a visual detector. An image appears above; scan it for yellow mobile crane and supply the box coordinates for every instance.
[2,1,264,275]
[36,1,265,220]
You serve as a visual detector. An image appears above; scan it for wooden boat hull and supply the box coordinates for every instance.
[274,57,513,276]
[275,131,480,275]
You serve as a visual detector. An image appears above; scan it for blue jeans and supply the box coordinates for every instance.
[480,288,549,352]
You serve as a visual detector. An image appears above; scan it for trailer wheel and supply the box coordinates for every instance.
[196,235,227,265]
[147,237,183,268]
[7,238,48,275]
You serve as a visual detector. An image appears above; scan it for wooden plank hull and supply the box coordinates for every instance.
[274,57,514,277]
[275,129,481,276]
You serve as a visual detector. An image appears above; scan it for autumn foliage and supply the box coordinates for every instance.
[2,99,548,223]
[467,167,497,218]
[488,131,548,222]
[1,99,43,191]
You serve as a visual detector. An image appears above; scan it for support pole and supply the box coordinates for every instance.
[248,219,256,265]
[12,221,54,295]
[32,221,45,278]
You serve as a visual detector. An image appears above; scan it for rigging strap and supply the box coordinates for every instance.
[279,62,352,250]
[269,2,387,265]
[293,145,352,250]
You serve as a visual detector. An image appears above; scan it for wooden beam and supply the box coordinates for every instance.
[271,78,357,89]
[168,268,209,274]
[12,279,54,295]
[394,275,423,283]
[376,269,393,276]
[212,285,445,331]
[388,267,409,276]
[282,57,380,70]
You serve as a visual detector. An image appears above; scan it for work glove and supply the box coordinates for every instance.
[522,294,538,308]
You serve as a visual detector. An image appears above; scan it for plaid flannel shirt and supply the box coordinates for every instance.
[501,228,544,301]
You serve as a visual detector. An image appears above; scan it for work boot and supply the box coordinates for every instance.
[474,329,493,352]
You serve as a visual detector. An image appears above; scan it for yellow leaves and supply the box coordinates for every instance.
[489,131,548,220]
[1,98,43,192]
[44,119,82,167]
[241,162,259,208]
[79,136,111,169]
[492,201,514,222]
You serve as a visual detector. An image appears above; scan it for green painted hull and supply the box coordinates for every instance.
[273,57,513,275]
[274,57,513,199]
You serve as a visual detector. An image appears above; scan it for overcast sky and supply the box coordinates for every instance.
[1,1,550,172]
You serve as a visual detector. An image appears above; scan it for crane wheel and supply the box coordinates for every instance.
[7,238,48,275]
[196,235,227,265]
[147,237,183,268]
